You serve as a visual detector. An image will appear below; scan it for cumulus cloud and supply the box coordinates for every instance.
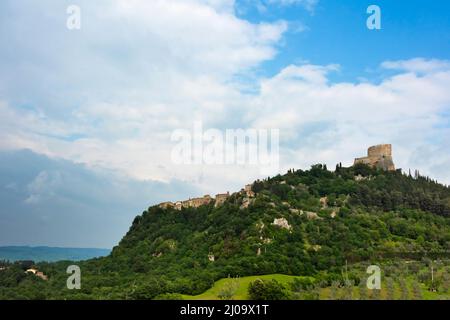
[248,59,450,184]
[0,1,449,200]
[381,58,450,74]
[267,0,318,11]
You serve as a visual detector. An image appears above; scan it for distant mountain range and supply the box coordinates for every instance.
[0,246,110,262]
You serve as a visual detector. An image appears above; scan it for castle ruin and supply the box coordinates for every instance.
[159,193,230,211]
[214,192,230,207]
[157,183,257,211]
[354,144,396,171]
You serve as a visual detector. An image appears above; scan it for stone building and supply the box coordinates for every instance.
[26,268,48,281]
[354,144,396,171]
[214,192,230,207]
[243,184,255,198]
[166,195,214,211]
[189,195,213,207]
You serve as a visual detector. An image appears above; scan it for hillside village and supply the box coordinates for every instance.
[158,184,255,210]
[158,144,396,211]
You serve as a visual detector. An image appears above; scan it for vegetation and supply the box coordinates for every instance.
[1,163,450,300]
[248,279,290,300]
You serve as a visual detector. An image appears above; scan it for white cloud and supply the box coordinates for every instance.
[0,1,449,197]
[2,58,450,191]
[381,58,450,74]
[248,59,450,183]
[268,0,318,11]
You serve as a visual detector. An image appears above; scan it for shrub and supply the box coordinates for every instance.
[248,279,290,300]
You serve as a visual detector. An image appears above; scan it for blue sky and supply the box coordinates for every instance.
[238,0,450,81]
[0,0,449,248]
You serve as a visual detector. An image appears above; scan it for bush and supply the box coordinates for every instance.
[248,279,290,300]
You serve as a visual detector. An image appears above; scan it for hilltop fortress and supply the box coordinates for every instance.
[354,144,396,171]
[158,144,396,210]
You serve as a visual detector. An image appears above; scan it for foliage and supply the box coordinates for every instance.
[247,279,290,300]
[1,163,450,300]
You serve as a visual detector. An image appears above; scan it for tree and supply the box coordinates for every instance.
[248,279,290,300]
[412,281,423,300]
[442,272,450,293]
[399,278,409,300]
[343,280,354,300]
[359,278,368,300]
[386,278,395,300]
[370,288,380,300]
[218,277,239,300]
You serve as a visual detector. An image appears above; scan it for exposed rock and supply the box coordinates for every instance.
[208,254,215,262]
[354,174,368,181]
[244,184,255,198]
[272,218,292,230]
[305,211,322,220]
[320,197,328,208]
[240,197,254,209]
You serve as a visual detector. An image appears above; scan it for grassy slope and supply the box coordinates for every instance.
[182,274,309,300]
[182,274,447,300]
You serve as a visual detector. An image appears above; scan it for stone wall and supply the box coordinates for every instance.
[215,192,230,207]
[368,144,392,158]
[354,144,395,171]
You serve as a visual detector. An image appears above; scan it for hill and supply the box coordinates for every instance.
[1,163,449,299]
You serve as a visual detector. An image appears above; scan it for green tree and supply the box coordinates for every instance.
[248,279,290,300]
[399,278,409,300]
[386,278,395,300]
[218,277,239,300]
[343,280,354,300]
[412,281,423,300]
[358,278,368,300]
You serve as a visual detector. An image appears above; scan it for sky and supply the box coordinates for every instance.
[0,0,449,248]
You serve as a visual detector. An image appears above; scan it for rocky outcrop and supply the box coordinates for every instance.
[272,218,292,230]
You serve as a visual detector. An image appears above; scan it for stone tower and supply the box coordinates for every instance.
[354,144,395,171]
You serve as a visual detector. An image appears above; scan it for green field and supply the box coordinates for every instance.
[181,273,449,300]
[182,274,310,300]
